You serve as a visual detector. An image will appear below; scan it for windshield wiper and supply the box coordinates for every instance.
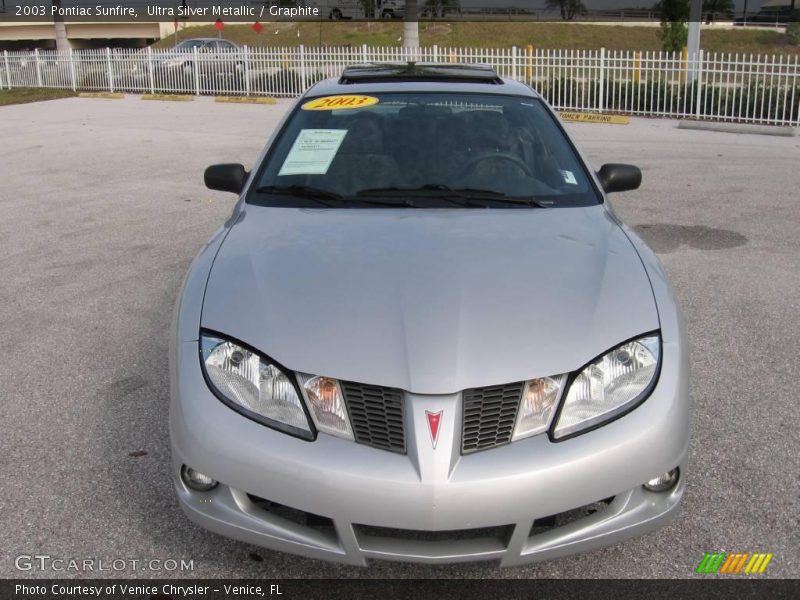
[357,184,478,197]
[253,185,344,207]
[445,187,552,208]
[253,185,418,208]
[356,185,488,208]
[356,185,550,208]
[352,197,418,207]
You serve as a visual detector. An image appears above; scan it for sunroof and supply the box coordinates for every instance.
[339,63,503,84]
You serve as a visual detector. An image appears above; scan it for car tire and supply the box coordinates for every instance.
[330,9,342,20]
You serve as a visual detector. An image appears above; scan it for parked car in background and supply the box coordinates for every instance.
[322,0,368,19]
[379,0,405,19]
[154,38,244,91]
[301,0,404,20]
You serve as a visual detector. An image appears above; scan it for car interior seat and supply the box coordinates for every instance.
[326,112,400,195]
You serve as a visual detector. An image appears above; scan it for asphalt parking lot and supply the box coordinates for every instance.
[1,96,798,579]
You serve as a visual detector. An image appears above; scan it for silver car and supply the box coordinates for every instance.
[170,63,689,567]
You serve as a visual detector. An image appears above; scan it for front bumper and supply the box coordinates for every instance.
[170,339,689,566]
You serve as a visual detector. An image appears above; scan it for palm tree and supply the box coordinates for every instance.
[403,0,419,48]
[52,0,69,51]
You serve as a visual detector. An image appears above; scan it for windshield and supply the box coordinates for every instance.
[250,92,600,208]
[175,40,207,51]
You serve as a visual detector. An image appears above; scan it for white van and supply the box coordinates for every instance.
[310,0,405,20]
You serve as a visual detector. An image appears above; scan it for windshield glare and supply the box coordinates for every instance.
[252,92,599,207]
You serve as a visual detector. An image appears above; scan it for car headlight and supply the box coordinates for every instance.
[200,333,313,440]
[553,334,661,439]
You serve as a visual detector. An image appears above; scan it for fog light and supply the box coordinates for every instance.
[643,468,679,492]
[181,465,218,492]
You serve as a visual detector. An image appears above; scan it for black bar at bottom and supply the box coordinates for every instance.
[2,579,799,600]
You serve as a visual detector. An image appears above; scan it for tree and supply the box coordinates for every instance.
[52,0,69,51]
[359,0,375,19]
[546,0,587,21]
[788,11,800,45]
[702,0,734,23]
[423,0,460,18]
[403,0,419,48]
[654,0,689,52]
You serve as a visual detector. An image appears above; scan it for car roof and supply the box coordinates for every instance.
[305,62,538,99]
[178,38,232,43]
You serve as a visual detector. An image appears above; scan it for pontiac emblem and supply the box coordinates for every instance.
[426,410,443,449]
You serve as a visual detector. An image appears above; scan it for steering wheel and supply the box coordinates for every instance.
[456,153,533,179]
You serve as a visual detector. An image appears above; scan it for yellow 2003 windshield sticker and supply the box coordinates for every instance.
[302,95,379,111]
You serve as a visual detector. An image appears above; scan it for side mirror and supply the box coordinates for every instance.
[596,163,642,194]
[204,163,247,194]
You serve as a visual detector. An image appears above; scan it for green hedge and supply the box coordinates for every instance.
[535,77,800,123]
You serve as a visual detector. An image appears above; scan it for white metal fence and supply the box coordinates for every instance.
[1,46,798,125]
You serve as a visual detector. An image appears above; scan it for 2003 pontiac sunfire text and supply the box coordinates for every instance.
[21,3,321,17]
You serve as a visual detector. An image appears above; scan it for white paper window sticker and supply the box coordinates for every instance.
[278,129,348,176]
[560,169,578,185]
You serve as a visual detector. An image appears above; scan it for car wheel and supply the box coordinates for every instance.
[330,9,342,20]
[381,10,393,19]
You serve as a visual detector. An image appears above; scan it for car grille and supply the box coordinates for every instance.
[339,380,526,455]
[354,523,514,544]
[340,381,406,454]
[461,382,525,454]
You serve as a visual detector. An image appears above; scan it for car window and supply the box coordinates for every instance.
[218,41,235,51]
[250,92,600,208]
[174,40,206,51]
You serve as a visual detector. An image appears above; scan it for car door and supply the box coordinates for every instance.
[196,41,218,78]
[215,41,239,75]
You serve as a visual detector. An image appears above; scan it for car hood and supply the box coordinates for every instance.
[201,205,659,394]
